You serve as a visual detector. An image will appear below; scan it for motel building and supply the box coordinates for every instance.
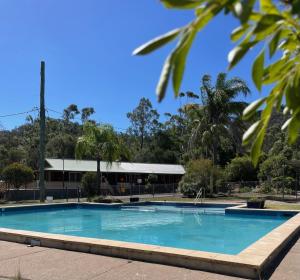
[42,158,185,196]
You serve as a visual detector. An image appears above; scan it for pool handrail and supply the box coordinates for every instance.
[194,187,205,204]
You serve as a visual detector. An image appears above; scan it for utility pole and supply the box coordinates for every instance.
[39,61,46,202]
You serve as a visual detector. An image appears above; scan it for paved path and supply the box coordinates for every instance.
[0,237,299,280]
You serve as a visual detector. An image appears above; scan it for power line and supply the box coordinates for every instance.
[46,107,128,132]
[0,108,39,118]
[46,108,63,116]
[0,106,129,132]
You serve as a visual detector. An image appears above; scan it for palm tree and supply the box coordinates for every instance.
[189,73,250,192]
[75,123,125,194]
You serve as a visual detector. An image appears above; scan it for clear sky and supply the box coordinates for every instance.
[0,0,264,131]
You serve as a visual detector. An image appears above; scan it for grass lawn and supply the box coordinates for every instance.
[265,202,300,211]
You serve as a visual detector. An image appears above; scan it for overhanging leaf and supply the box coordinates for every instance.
[243,97,266,120]
[172,29,197,96]
[228,41,257,70]
[231,24,250,42]
[133,28,182,55]
[242,120,261,145]
[234,0,256,24]
[253,14,283,34]
[260,0,279,14]
[292,0,300,15]
[285,72,300,110]
[248,94,276,165]
[282,117,292,130]
[156,54,174,102]
[170,3,222,97]
[268,29,281,58]
[161,0,203,9]
[252,50,265,91]
[194,2,223,29]
[262,58,293,84]
[250,123,267,166]
[287,112,300,143]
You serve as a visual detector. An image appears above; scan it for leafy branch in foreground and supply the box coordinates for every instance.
[133,0,300,165]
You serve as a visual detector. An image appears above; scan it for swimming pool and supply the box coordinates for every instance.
[0,202,292,254]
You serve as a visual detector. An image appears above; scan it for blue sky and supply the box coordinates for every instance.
[0,0,265,131]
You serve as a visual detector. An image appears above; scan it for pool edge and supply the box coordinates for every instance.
[0,202,299,279]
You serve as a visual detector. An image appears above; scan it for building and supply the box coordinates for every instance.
[44,158,185,195]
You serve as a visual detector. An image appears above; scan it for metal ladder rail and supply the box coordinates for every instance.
[194,187,204,204]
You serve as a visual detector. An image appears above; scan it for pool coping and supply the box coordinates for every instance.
[0,202,299,279]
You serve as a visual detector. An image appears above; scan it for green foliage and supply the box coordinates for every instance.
[81,107,95,124]
[90,196,123,203]
[1,98,300,198]
[188,73,250,165]
[258,155,293,181]
[258,151,296,194]
[63,104,79,122]
[178,159,218,196]
[225,156,257,182]
[271,176,295,193]
[134,0,300,165]
[46,134,76,159]
[76,122,128,193]
[258,181,274,194]
[2,163,34,189]
[127,98,160,150]
[76,123,125,162]
[239,186,252,193]
[81,172,98,198]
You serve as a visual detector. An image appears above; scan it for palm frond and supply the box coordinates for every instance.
[226,101,248,116]
[224,77,250,97]
[75,122,125,164]
[215,73,227,90]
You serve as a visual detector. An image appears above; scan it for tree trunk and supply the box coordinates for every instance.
[209,140,218,195]
[140,132,144,150]
[96,158,101,195]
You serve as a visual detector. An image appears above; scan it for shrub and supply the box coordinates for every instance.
[271,176,295,194]
[81,172,97,198]
[2,163,34,189]
[178,159,219,197]
[91,196,123,203]
[258,155,294,181]
[258,182,275,194]
[239,186,252,193]
[225,156,257,182]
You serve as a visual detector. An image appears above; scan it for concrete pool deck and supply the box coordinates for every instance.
[0,202,299,279]
[0,237,299,280]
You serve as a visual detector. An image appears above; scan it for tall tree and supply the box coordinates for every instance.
[81,107,95,124]
[63,104,79,122]
[46,134,76,159]
[127,98,160,150]
[189,73,250,192]
[75,123,124,194]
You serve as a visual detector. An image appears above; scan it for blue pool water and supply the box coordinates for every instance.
[0,203,291,254]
